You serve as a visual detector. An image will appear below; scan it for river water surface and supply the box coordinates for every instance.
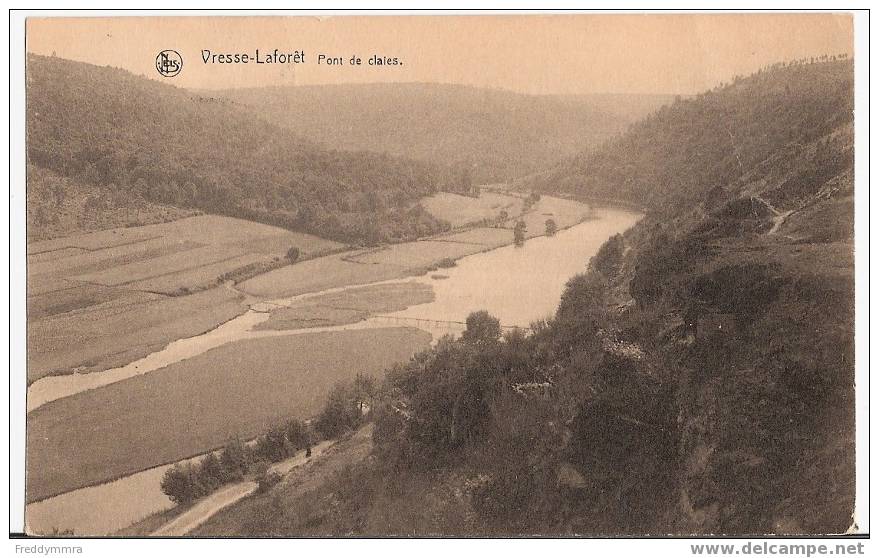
[25,203,641,535]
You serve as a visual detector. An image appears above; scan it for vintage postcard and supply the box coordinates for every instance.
[9,10,868,545]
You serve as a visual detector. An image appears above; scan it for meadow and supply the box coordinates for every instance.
[420,191,524,228]
[27,215,342,382]
[239,191,589,299]
[256,282,435,330]
[26,327,431,502]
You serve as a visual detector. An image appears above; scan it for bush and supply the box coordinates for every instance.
[285,419,309,450]
[286,246,300,262]
[160,463,205,505]
[436,257,457,268]
[461,311,501,346]
[316,383,362,439]
[219,438,250,482]
[254,425,294,463]
[513,220,527,246]
[592,234,624,277]
[256,471,282,494]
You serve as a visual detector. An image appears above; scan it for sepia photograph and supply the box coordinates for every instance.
[7,7,870,546]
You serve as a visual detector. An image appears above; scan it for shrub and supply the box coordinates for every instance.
[461,311,501,346]
[436,257,457,268]
[256,471,282,494]
[218,437,250,482]
[285,419,309,450]
[513,220,527,246]
[254,425,294,463]
[592,234,624,277]
[316,383,362,439]
[160,463,204,505]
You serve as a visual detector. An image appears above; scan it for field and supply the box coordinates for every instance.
[241,241,492,299]
[240,253,412,299]
[27,286,245,384]
[346,240,491,268]
[511,195,593,238]
[240,196,592,300]
[27,215,343,382]
[26,327,431,502]
[256,282,435,330]
[421,191,524,228]
[437,227,514,247]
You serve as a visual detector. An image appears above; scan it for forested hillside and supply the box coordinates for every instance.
[529,57,853,212]
[26,54,458,244]
[197,58,855,536]
[206,84,672,183]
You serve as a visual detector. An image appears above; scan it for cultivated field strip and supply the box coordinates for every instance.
[28,237,201,277]
[126,253,270,294]
[71,245,249,287]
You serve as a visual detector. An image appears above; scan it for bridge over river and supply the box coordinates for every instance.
[371,314,531,332]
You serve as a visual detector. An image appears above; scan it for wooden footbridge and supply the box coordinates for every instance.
[371,314,530,332]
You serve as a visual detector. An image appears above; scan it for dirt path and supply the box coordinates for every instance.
[152,482,258,537]
[151,440,335,537]
[751,194,795,236]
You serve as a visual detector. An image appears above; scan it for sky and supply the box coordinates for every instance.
[26,14,853,95]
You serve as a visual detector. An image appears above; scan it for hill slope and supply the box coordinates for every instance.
[196,58,855,536]
[205,83,673,183]
[26,54,458,244]
[528,59,853,213]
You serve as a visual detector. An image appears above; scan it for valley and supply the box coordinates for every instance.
[21,45,857,539]
[25,186,641,535]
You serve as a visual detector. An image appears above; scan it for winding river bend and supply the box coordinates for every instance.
[25,204,642,536]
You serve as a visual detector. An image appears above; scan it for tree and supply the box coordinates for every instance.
[160,463,202,505]
[514,220,527,246]
[353,373,378,413]
[316,383,361,439]
[285,419,309,450]
[461,166,475,196]
[286,246,300,262]
[219,438,250,481]
[461,310,501,346]
[593,234,625,277]
[255,425,293,463]
[545,218,558,236]
[198,452,225,491]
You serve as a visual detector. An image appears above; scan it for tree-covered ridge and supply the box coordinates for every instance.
[26,163,199,242]
[26,54,458,244]
[207,84,671,184]
[532,57,853,212]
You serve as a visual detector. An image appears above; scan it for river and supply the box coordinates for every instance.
[25,203,641,536]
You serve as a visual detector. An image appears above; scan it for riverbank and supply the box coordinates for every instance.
[25,197,640,536]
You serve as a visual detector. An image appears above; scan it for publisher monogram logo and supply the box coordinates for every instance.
[156,50,182,77]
